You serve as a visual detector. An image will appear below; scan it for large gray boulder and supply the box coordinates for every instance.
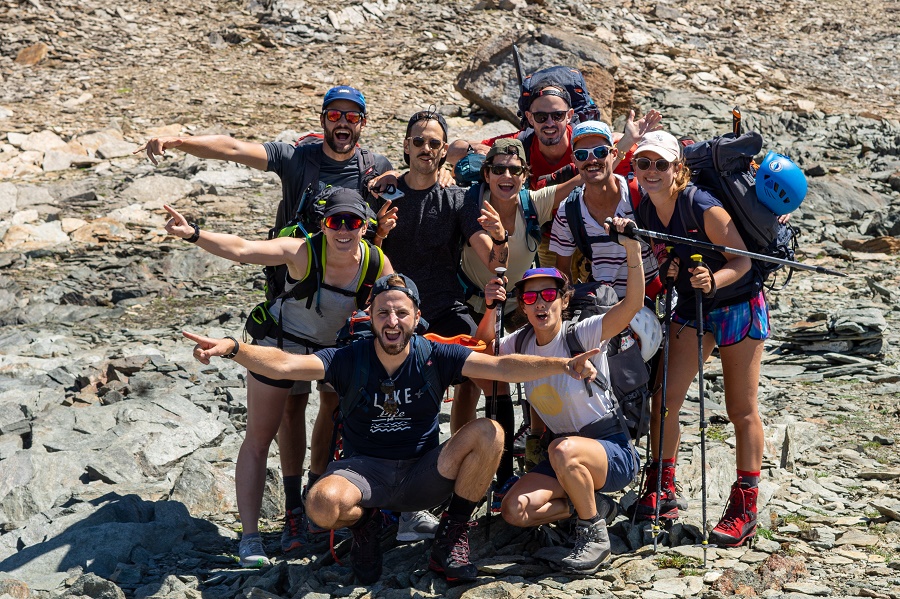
[456,27,620,126]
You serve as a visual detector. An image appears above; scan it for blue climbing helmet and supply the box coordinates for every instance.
[756,151,808,215]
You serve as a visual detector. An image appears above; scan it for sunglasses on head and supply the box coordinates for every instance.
[323,213,365,231]
[488,164,525,176]
[409,136,444,150]
[634,157,672,172]
[520,287,561,305]
[573,145,612,162]
[322,109,364,124]
[531,111,568,124]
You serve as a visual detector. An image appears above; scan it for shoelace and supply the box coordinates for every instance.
[285,511,302,536]
[446,521,476,564]
[716,486,749,530]
[568,525,601,559]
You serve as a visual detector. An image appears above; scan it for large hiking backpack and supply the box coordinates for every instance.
[245,231,385,348]
[513,281,652,444]
[680,127,799,288]
[517,66,600,130]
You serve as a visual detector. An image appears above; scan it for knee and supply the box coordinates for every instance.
[305,481,342,528]
[547,438,578,472]
[471,418,504,450]
[500,493,528,527]
[281,397,307,420]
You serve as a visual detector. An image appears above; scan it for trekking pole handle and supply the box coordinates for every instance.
[691,254,716,298]
[603,217,638,245]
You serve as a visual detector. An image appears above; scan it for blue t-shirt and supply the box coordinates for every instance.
[316,337,471,460]
[640,186,757,317]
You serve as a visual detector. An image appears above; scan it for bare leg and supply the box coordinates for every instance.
[548,436,611,520]
[719,337,765,471]
[236,375,290,535]
[501,472,570,527]
[277,392,308,478]
[437,417,503,500]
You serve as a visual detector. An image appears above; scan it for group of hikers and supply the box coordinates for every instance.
[137,75,803,582]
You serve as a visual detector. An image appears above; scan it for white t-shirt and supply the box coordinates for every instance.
[499,315,615,434]
[550,175,659,298]
[460,185,557,314]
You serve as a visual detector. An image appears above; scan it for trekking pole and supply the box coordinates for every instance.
[487,267,507,539]
[512,45,524,90]
[649,247,675,551]
[622,224,846,277]
[691,254,710,568]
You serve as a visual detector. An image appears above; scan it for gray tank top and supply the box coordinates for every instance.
[268,242,364,347]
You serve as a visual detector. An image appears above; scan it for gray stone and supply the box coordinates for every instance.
[190,167,258,187]
[0,183,16,214]
[19,130,67,153]
[41,150,74,172]
[169,456,236,517]
[122,176,194,207]
[782,582,832,596]
[59,572,126,599]
[96,140,138,160]
[0,450,88,526]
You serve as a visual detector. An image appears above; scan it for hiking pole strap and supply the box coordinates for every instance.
[630,226,847,277]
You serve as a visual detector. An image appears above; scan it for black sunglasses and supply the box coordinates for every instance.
[488,164,525,176]
[634,157,672,172]
[409,136,444,150]
[531,111,568,124]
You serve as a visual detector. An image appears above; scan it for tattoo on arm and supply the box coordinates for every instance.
[489,247,496,263]
[499,246,509,265]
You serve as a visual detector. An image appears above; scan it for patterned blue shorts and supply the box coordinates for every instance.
[673,290,769,347]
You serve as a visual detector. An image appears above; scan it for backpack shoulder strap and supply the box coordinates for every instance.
[355,239,385,309]
[564,319,611,394]
[513,323,535,355]
[563,187,592,260]
[286,232,325,308]
[277,143,323,230]
[341,340,373,418]
[516,130,535,164]
[627,175,642,211]
[413,336,442,409]
[518,189,542,248]
[356,148,379,197]
[679,186,702,232]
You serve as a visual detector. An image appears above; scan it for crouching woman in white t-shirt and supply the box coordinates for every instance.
[474,216,645,575]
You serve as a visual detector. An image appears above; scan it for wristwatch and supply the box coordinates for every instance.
[491,230,509,245]
[222,336,240,359]
[185,223,200,243]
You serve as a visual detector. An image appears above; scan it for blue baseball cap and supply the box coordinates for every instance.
[514,267,568,292]
[322,86,367,113]
[571,121,614,148]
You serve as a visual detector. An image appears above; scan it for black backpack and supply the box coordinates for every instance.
[680,127,799,288]
[513,282,651,444]
[517,66,600,130]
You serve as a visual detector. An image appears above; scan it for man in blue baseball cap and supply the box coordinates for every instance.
[135,85,394,565]
[550,120,661,299]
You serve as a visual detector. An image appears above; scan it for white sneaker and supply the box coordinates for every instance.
[396,510,439,542]
[238,535,271,568]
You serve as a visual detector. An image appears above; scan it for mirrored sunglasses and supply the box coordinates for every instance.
[520,287,561,305]
[323,109,364,124]
[323,213,365,230]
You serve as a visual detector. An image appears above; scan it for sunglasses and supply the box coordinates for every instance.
[322,109,365,124]
[323,213,365,231]
[573,146,612,162]
[531,111,568,124]
[634,157,672,172]
[488,164,526,176]
[520,287,561,305]
[409,136,444,150]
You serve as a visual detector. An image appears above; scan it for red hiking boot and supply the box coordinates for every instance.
[634,462,679,521]
[709,480,758,547]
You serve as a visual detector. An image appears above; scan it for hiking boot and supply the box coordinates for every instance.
[634,462,679,521]
[396,510,439,542]
[594,491,619,524]
[429,515,478,582]
[490,475,519,514]
[560,518,611,574]
[709,480,758,547]
[281,506,305,553]
[349,508,384,584]
[238,535,271,568]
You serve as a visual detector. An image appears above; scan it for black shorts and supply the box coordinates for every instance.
[322,443,455,512]
[425,304,477,337]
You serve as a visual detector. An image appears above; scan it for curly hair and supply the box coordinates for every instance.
[513,280,575,322]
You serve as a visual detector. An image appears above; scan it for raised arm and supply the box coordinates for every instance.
[598,217,646,342]
[184,331,326,380]
[135,135,269,170]
[164,204,309,277]
[461,348,601,384]
[468,201,509,271]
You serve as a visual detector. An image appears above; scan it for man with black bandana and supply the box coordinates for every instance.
[136,85,394,564]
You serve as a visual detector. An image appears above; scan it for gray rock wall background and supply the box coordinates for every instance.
[0,0,898,598]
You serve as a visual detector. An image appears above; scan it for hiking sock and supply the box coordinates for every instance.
[306,471,321,491]
[242,531,261,542]
[582,512,603,525]
[492,394,515,483]
[736,469,760,488]
[283,475,303,511]
[446,495,478,523]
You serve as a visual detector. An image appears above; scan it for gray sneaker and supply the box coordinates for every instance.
[594,491,619,524]
[238,535,271,568]
[560,519,611,574]
[396,510,439,542]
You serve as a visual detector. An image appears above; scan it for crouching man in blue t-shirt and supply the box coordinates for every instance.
[185,273,600,585]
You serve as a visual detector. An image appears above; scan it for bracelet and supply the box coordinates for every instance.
[375,233,387,241]
[563,362,571,375]
[491,230,509,245]
[185,223,200,243]
[628,263,640,269]
[222,335,239,359]
[485,299,497,309]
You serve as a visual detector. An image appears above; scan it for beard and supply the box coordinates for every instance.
[536,129,565,147]
[324,125,361,156]
[412,153,441,176]
[374,325,414,355]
